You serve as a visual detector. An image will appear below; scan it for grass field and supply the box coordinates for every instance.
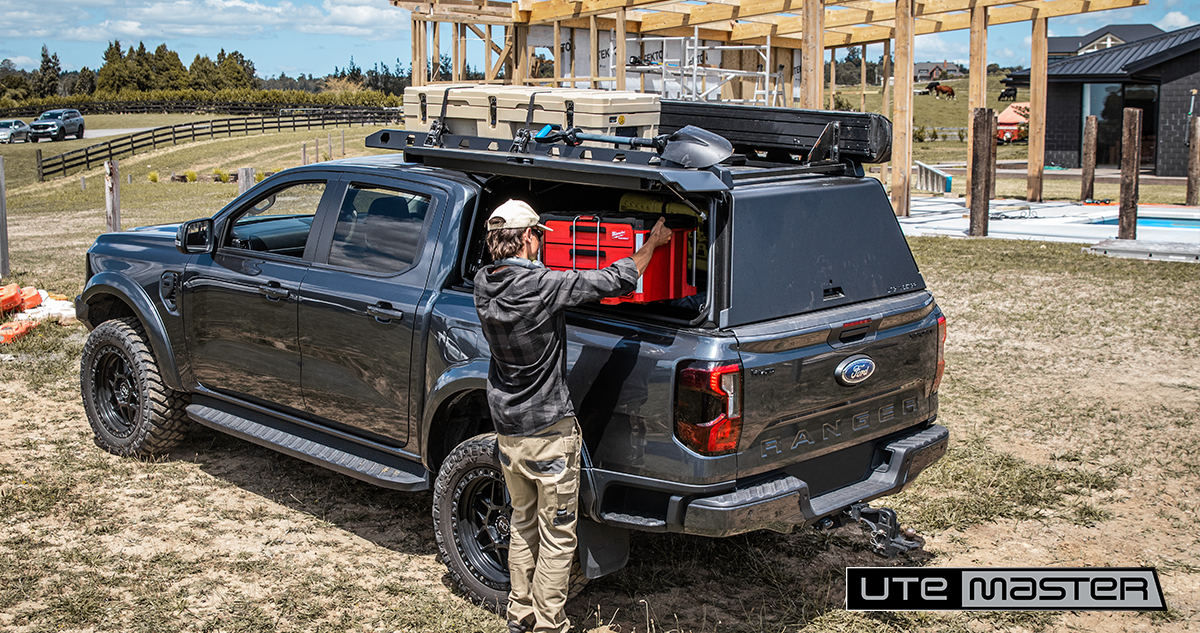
[0,118,1197,632]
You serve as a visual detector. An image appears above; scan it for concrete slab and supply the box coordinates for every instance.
[1084,239,1200,263]
[901,196,1200,246]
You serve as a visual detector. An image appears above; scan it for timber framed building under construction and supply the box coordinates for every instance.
[390,0,1148,213]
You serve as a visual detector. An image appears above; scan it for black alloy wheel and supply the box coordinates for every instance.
[455,464,513,587]
[80,317,190,457]
[91,344,142,440]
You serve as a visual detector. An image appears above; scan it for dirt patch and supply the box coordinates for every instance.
[1,238,1197,632]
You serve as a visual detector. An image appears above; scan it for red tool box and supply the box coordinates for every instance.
[541,212,698,305]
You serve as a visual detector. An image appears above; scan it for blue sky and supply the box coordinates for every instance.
[0,0,1196,78]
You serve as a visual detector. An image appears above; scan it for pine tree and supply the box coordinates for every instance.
[131,42,155,91]
[34,45,62,98]
[97,40,133,92]
[189,54,221,91]
[153,44,190,90]
[72,67,97,95]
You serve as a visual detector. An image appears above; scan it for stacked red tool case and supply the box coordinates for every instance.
[541,212,697,305]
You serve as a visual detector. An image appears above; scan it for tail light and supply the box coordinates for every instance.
[674,360,743,456]
[930,315,947,395]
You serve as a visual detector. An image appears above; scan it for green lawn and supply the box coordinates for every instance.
[0,124,395,294]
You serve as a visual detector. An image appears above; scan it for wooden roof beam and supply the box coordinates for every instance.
[638,0,1044,33]
[731,0,1147,40]
[525,0,683,24]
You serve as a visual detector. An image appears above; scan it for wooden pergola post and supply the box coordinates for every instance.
[892,0,915,216]
[411,17,422,87]
[800,0,824,108]
[589,16,599,89]
[829,47,837,109]
[452,23,461,80]
[485,25,494,81]
[860,44,867,113]
[1027,15,1048,202]
[616,8,628,90]
[431,21,441,81]
[554,21,563,87]
[1082,115,1098,200]
[878,39,888,117]
[514,24,527,84]
[966,4,987,206]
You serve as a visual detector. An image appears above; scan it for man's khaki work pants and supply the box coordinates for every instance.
[497,416,581,633]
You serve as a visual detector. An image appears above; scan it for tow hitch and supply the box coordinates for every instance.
[846,503,922,558]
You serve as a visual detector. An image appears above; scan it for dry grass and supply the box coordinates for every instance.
[0,125,1198,632]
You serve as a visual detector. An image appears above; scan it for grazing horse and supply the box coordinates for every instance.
[933,85,956,100]
[998,87,1018,101]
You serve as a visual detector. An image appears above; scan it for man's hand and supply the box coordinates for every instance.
[646,216,672,249]
[630,216,673,277]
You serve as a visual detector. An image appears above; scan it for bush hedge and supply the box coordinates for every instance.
[0,87,401,113]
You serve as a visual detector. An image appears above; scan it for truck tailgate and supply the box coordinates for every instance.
[731,292,941,485]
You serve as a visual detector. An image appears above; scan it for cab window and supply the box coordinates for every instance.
[226,182,327,259]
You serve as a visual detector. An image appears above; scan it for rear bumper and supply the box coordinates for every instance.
[682,424,948,537]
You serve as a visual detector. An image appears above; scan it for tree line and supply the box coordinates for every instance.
[0,41,459,109]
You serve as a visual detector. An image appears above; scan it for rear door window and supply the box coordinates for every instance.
[326,184,431,274]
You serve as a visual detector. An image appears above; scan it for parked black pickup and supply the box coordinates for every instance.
[76,109,948,608]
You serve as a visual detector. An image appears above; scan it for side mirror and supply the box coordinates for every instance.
[176,218,213,254]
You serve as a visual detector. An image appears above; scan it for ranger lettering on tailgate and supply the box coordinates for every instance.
[760,397,919,460]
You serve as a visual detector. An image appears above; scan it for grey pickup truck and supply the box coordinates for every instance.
[75,104,948,608]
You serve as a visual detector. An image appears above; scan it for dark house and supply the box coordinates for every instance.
[1008,24,1200,177]
[1047,24,1165,61]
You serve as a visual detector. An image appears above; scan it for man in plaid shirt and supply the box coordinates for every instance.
[474,199,672,633]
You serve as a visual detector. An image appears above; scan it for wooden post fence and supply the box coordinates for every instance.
[238,168,255,196]
[0,156,9,278]
[105,159,121,233]
[341,129,346,156]
[1119,107,1141,240]
[1188,115,1200,206]
[1082,115,1098,201]
[302,142,308,165]
[969,108,992,237]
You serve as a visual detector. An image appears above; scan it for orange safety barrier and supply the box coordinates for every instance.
[19,287,41,311]
[0,321,38,344]
[0,284,19,312]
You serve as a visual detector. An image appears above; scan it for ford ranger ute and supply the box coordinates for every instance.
[75,102,949,607]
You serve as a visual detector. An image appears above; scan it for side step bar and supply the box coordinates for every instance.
[186,402,430,491]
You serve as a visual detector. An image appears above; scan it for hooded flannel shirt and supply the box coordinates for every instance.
[473,257,638,437]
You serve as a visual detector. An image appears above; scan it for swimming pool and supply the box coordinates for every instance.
[1093,216,1200,229]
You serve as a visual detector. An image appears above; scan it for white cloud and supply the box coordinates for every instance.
[913,34,968,65]
[1156,11,1197,30]
[1,54,37,70]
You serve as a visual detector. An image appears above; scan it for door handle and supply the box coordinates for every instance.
[367,304,405,323]
[258,284,289,300]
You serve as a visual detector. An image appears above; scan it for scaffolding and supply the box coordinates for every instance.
[623,32,784,107]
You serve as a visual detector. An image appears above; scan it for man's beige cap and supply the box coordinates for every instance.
[485,199,552,232]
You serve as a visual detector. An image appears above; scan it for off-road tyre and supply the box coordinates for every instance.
[76,125,84,140]
[433,433,588,612]
[80,317,190,458]
[54,128,64,142]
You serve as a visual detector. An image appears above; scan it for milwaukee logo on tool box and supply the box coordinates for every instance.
[541,213,697,305]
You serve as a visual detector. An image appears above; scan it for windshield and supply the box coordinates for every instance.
[38,112,62,120]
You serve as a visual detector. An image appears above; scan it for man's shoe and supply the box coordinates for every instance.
[507,620,530,633]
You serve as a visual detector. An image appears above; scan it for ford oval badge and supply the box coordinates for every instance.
[835,355,876,386]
